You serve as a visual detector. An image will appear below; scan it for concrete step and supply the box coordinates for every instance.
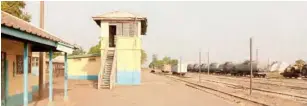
[101,81,110,83]
[100,86,110,89]
[102,81,110,83]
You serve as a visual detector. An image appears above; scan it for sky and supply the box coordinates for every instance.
[24,1,307,67]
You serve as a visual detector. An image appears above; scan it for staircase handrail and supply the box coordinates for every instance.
[110,49,117,89]
[98,39,109,89]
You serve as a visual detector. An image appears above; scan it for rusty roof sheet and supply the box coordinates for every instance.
[92,11,148,35]
[92,11,146,21]
[1,11,73,46]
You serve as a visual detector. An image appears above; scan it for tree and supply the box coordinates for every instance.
[1,1,31,22]
[152,54,158,62]
[295,59,305,65]
[88,41,101,54]
[149,54,158,68]
[141,49,147,65]
[155,60,164,69]
[149,55,178,69]
[70,47,86,56]
[170,59,178,66]
[295,59,305,69]
[162,57,171,64]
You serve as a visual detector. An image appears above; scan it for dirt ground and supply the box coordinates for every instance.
[185,72,307,106]
[28,70,236,106]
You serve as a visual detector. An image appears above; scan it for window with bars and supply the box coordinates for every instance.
[16,55,31,74]
[32,57,39,67]
[113,22,138,37]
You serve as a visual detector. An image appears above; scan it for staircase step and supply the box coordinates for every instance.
[100,86,110,87]
[98,50,115,90]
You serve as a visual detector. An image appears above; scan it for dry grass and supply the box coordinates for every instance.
[266,71,285,79]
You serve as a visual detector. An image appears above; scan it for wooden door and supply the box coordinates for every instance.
[109,25,117,47]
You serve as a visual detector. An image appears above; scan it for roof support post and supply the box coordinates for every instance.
[48,49,53,105]
[64,52,68,101]
[39,52,46,99]
[5,58,9,106]
[23,42,29,106]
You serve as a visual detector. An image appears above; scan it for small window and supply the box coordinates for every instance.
[31,57,39,67]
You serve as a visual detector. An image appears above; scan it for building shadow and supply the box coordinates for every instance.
[72,78,98,89]
[30,76,71,106]
[31,87,71,106]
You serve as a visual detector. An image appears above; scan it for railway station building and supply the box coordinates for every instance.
[1,11,75,106]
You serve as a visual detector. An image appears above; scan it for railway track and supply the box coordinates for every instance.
[189,72,307,90]
[156,72,307,106]
[188,73,307,103]
[198,78,307,103]
[155,73,269,106]
[201,74,307,91]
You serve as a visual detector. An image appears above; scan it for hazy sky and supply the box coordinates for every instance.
[25,1,307,66]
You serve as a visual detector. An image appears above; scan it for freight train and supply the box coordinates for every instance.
[187,60,307,78]
[187,61,266,77]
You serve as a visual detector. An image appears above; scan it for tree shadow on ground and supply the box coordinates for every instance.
[31,87,71,106]
[72,80,98,89]
[30,78,71,106]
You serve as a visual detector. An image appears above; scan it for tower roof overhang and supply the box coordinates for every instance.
[92,11,147,35]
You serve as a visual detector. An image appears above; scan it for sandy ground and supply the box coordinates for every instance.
[29,70,236,106]
[185,72,307,106]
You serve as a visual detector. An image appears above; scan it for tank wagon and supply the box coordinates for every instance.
[209,63,220,73]
[192,64,200,72]
[200,64,208,72]
[171,63,188,76]
[216,64,225,74]
[231,61,265,77]
[223,62,235,75]
[187,64,194,72]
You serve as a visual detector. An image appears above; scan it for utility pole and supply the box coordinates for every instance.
[180,56,182,74]
[267,58,270,70]
[256,49,258,64]
[199,50,201,82]
[207,50,210,75]
[39,1,45,99]
[250,37,253,95]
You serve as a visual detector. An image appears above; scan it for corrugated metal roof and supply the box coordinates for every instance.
[46,56,64,63]
[92,11,146,20]
[1,11,73,46]
[68,54,100,59]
